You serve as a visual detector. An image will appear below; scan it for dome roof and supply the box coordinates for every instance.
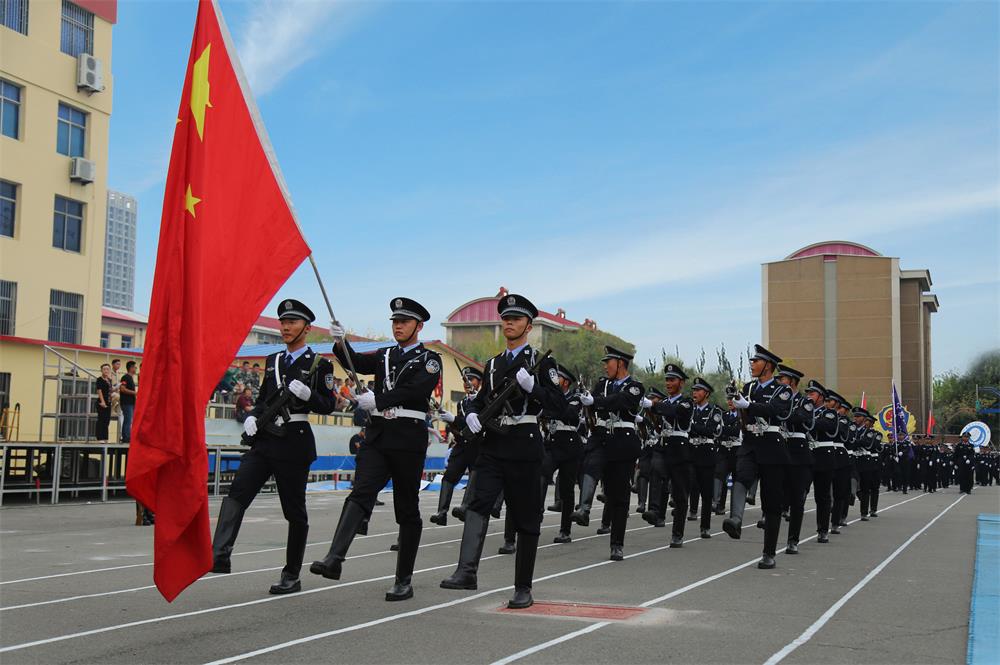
[786,241,881,260]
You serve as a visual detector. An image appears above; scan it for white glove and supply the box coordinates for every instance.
[635,415,644,424]
[640,397,653,409]
[732,394,751,409]
[243,415,258,437]
[579,392,594,406]
[516,368,535,392]
[329,321,347,339]
[357,391,377,412]
[438,410,455,423]
[466,412,482,434]
[288,379,311,401]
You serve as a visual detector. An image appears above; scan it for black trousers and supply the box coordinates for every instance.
[469,453,542,536]
[648,450,690,538]
[348,444,426,527]
[832,465,852,523]
[690,463,715,530]
[442,442,477,485]
[95,406,111,441]
[603,459,635,547]
[734,449,788,527]
[228,448,311,526]
[785,464,812,542]
[812,468,834,533]
[858,467,880,514]
[543,447,581,533]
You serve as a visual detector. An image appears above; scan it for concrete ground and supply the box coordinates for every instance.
[0,484,996,665]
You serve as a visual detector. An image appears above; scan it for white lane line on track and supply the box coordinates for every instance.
[488,491,934,665]
[201,495,923,665]
[762,493,966,665]
[0,508,689,654]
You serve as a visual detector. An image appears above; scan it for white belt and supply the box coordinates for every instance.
[372,408,426,421]
[552,425,578,432]
[722,440,742,449]
[691,437,714,446]
[275,413,309,426]
[500,415,538,426]
[814,441,845,449]
[787,433,807,440]
[745,425,782,434]
[595,419,636,430]
[662,431,689,439]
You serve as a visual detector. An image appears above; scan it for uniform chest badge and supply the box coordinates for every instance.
[629,386,640,395]
[324,373,334,390]
[425,359,440,374]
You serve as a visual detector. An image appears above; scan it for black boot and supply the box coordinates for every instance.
[746,479,758,505]
[270,522,308,594]
[636,477,648,513]
[758,554,776,569]
[430,480,456,526]
[441,511,490,590]
[554,531,572,544]
[713,478,725,514]
[386,523,421,601]
[670,535,683,548]
[357,518,369,536]
[597,506,611,535]
[723,481,747,540]
[452,472,476,522]
[310,501,366,580]
[507,532,538,609]
[700,528,711,539]
[763,512,781,562]
[786,539,799,554]
[211,497,245,574]
[498,512,517,554]
[491,491,505,519]
[817,531,829,543]
[572,475,597,527]
[390,538,399,552]
[610,544,624,561]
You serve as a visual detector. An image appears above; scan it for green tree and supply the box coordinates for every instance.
[457,330,506,364]
[932,349,1000,443]
[546,329,635,389]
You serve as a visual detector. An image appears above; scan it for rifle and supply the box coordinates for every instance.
[241,356,322,445]
[578,373,597,430]
[460,350,552,439]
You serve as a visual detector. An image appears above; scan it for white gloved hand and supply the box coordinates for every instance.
[288,379,311,401]
[329,321,347,339]
[439,410,455,423]
[357,391,377,412]
[516,368,535,392]
[732,394,751,409]
[640,397,653,409]
[635,415,644,424]
[243,415,258,437]
[466,412,483,434]
[579,392,594,406]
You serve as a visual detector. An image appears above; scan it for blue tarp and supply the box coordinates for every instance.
[968,513,1000,665]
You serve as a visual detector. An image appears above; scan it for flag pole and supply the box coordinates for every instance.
[307,254,365,392]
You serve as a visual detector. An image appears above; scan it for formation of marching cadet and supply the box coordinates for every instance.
[210,294,996,608]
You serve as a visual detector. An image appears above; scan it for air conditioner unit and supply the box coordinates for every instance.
[76,54,104,93]
[70,157,96,184]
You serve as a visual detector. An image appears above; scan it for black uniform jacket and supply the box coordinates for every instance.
[740,378,794,465]
[591,376,644,462]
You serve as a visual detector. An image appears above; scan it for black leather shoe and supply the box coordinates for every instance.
[385,579,413,601]
[309,558,342,579]
[547,504,562,512]
[269,573,301,595]
[211,558,231,574]
[687,514,698,522]
[553,532,571,544]
[610,545,624,561]
[507,587,534,609]
[635,504,646,514]
[786,541,799,555]
[498,541,516,555]
[746,497,756,506]
[452,505,467,522]
[830,526,840,535]
[817,532,829,543]
[723,517,742,540]
[429,511,448,526]
[641,510,659,526]
[390,540,400,552]
[596,525,611,535]
[758,555,776,569]
[700,529,711,539]
[860,515,869,521]
[669,536,683,548]
[356,520,369,536]
[375,499,385,506]
[654,519,666,528]
[870,512,878,518]
[572,510,590,527]
[756,519,765,529]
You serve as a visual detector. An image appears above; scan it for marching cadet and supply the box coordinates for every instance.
[311,298,441,602]
[432,367,484,526]
[713,395,742,514]
[687,378,723,539]
[575,346,644,560]
[211,299,338,595]
[643,364,693,548]
[637,388,667,514]
[856,410,882,519]
[775,365,813,554]
[724,345,794,569]
[542,365,586,543]
[954,432,976,494]
[440,294,565,609]
[805,380,837,543]
[825,391,854,533]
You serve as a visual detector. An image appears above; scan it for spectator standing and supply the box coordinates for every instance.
[349,428,365,456]
[120,360,138,443]
[234,387,254,423]
[110,358,123,429]
[95,363,113,442]
[248,363,262,398]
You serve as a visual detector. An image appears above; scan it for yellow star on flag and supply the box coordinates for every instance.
[185,185,202,217]
[190,43,212,140]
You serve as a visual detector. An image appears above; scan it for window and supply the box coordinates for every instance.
[53,196,83,252]
[1,0,29,35]
[0,79,20,139]
[48,289,82,344]
[60,0,93,57]
[100,331,109,348]
[0,180,15,237]
[0,280,15,335]
[57,103,86,157]
[120,335,132,348]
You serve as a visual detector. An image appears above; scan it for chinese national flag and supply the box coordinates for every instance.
[927,411,936,435]
[126,0,310,601]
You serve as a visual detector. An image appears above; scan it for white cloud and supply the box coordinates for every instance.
[235,0,367,96]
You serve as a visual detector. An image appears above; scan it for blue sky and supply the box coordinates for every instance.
[108,0,999,375]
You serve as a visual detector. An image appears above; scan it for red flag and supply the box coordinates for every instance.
[927,411,936,435]
[860,391,867,410]
[126,0,310,601]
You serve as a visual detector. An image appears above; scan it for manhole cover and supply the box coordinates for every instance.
[497,601,647,620]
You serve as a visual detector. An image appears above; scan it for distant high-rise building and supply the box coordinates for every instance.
[103,189,136,310]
